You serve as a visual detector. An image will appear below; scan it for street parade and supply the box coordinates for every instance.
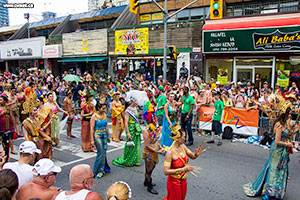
[0,0,300,200]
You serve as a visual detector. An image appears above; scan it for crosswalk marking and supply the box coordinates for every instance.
[8,123,146,168]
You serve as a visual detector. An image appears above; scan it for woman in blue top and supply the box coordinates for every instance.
[90,102,111,178]
[161,92,178,147]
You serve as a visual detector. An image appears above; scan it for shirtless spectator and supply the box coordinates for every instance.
[54,164,103,200]
[16,159,62,200]
[63,91,76,140]
[7,86,22,138]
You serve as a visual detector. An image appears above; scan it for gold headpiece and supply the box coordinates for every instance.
[100,97,106,104]
[286,93,297,100]
[6,83,12,89]
[22,92,37,114]
[276,94,292,115]
[169,125,182,141]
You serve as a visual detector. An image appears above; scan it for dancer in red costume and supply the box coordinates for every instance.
[163,125,205,200]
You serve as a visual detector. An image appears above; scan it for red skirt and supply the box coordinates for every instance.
[164,176,187,200]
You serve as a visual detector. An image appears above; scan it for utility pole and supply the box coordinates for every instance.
[151,0,199,81]
[24,13,30,38]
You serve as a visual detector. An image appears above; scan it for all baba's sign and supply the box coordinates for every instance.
[253,30,300,50]
[204,25,300,53]
[115,28,149,55]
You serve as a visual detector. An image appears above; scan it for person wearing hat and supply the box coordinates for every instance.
[3,141,41,190]
[207,91,224,146]
[260,81,269,97]
[210,78,216,91]
[155,86,167,134]
[16,158,62,200]
[274,83,281,95]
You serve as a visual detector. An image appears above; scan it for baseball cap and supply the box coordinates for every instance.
[264,81,268,85]
[19,141,41,154]
[275,83,280,86]
[32,158,62,176]
[216,81,220,85]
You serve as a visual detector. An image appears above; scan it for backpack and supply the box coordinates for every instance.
[223,126,233,139]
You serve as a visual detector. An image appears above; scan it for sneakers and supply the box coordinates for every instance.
[217,141,222,146]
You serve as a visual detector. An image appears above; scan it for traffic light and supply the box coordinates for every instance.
[169,46,177,60]
[130,0,139,14]
[210,0,223,19]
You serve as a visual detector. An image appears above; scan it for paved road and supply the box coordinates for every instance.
[10,118,300,200]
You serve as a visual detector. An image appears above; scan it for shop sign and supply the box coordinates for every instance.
[217,68,228,85]
[140,14,151,22]
[0,37,45,60]
[42,44,62,58]
[63,29,107,56]
[277,70,290,87]
[192,47,201,52]
[115,28,149,55]
[82,39,88,52]
[291,72,300,78]
[204,26,300,53]
[152,12,163,21]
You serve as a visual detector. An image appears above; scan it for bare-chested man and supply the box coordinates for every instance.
[63,91,76,140]
[16,158,62,200]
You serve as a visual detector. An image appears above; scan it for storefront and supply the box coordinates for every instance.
[203,13,300,87]
[42,44,62,74]
[108,21,204,82]
[58,29,108,75]
[0,37,45,72]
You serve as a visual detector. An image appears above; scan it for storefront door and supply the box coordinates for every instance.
[233,57,275,86]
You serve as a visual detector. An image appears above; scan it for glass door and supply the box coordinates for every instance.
[236,67,254,84]
[255,68,272,85]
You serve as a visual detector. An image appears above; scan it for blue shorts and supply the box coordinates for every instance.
[212,120,222,135]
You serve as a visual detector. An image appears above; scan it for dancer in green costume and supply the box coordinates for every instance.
[113,97,142,167]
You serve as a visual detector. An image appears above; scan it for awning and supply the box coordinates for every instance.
[58,57,106,62]
[203,14,300,31]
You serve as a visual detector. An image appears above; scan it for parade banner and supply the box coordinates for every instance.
[199,106,259,136]
[115,28,149,55]
[277,70,290,87]
[217,68,228,85]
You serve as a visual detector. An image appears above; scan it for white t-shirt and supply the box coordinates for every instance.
[3,162,33,189]
[55,189,90,200]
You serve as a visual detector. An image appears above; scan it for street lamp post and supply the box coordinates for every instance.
[151,0,199,81]
[24,13,30,38]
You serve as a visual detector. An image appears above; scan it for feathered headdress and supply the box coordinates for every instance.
[169,124,182,141]
[22,92,37,114]
[276,94,292,115]
[143,101,157,132]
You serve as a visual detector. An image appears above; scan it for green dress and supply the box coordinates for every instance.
[243,128,291,199]
[112,108,142,167]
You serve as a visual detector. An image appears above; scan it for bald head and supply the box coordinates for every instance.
[69,164,92,185]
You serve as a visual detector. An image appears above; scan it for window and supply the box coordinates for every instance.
[177,10,190,21]
[226,0,299,17]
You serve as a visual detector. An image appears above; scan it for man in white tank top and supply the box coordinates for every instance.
[54,164,103,200]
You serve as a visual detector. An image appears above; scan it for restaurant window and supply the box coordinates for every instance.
[206,59,233,84]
